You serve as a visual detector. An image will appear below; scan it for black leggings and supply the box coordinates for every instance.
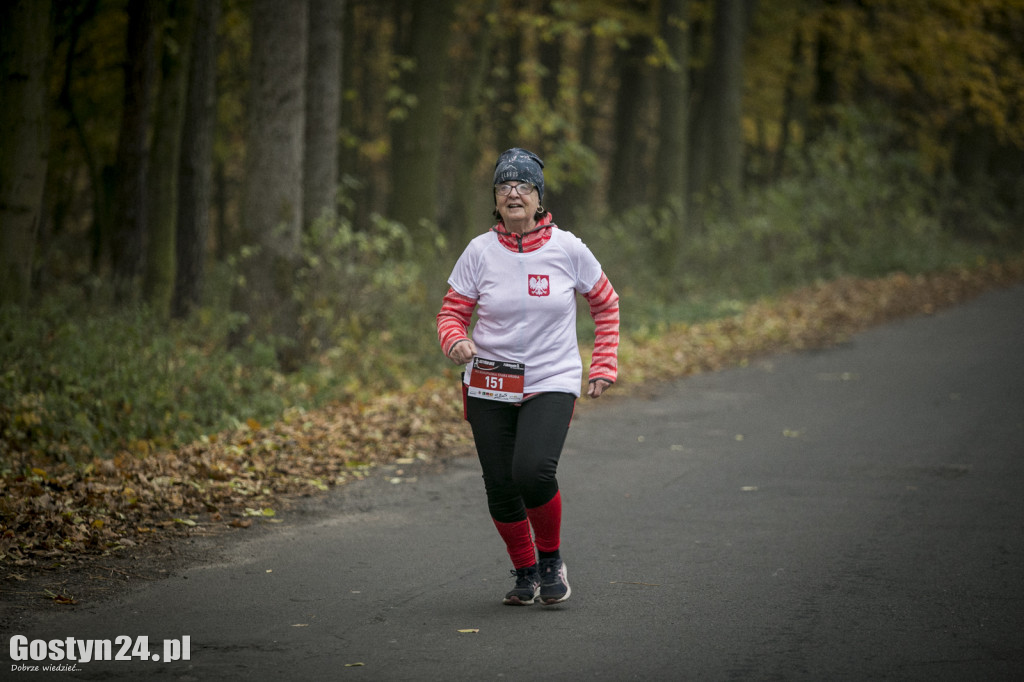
[466,392,576,524]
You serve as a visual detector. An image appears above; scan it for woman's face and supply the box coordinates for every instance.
[495,181,541,225]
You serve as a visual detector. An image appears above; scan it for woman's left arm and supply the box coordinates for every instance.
[583,271,619,397]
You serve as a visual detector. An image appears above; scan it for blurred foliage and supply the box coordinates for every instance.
[30,0,1024,290]
[1,289,293,467]
[589,106,1018,327]
[1,214,449,467]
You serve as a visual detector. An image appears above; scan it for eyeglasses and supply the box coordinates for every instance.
[495,182,537,196]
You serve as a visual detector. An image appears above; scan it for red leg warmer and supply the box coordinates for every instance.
[526,491,562,554]
[491,518,536,569]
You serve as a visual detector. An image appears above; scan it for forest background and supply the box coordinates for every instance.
[2,0,1023,476]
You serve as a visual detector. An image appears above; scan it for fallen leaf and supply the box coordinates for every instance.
[457,629,480,633]
[43,589,78,605]
[243,507,276,517]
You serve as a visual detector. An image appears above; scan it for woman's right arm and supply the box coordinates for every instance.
[436,287,478,362]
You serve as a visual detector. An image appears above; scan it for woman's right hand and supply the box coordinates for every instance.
[447,339,477,364]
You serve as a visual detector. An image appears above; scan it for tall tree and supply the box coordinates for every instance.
[304,0,345,230]
[338,0,391,228]
[145,0,197,316]
[388,0,455,241]
[111,0,159,302]
[558,26,601,226]
[808,0,842,143]
[609,2,654,214]
[53,0,113,278]
[653,0,690,274]
[172,0,220,319]
[688,0,750,204]
[450,0,498,242]
[338,0,358,199]
[654,0,690,209]
[773,25,806,179]
[0,0,52,306]
[233,0,308,369]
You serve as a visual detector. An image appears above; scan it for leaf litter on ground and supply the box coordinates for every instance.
[2,253,1023,579]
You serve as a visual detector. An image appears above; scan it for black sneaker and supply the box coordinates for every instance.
[503,566,540,605]
[538,557,571,605]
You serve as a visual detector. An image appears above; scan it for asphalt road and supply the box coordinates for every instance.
[4,284,1023,681]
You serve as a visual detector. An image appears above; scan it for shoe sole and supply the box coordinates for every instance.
[503,586,540,606]
[540,563,571,605]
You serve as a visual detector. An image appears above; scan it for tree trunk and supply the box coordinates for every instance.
[172,0,220,319]
[145,0,197,317]
[653,0,690,275]
[810,0,842,143]
[450,0,498,242]
[388,0,455,241]
[338,0,357,203]
[233,0,308,370]
[0,0,52,306]
[540,23,561,106]
[609,10,653,214]
[491,23,521,153]
[55,0,111,281]
[654,0,689,209]
[558,28,600,225]
[111,0,159,303]
[304,0,345,230]
[688,0,748,205]
[773,28,804,179]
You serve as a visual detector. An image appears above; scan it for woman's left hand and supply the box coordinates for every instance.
[587,379,612,399]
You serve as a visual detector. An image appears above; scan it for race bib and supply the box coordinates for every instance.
[466,357,525,403]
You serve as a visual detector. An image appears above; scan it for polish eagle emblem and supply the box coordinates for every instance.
[528,274,550,297]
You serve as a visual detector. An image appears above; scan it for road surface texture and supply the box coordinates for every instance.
[3,284,1023,681]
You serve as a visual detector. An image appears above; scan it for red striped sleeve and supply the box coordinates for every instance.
[436,287,477,356]
[583,272,619,384]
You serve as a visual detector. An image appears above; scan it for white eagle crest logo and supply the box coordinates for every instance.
[528,274,550,297]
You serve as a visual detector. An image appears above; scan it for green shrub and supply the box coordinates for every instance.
[0,292,296,466]
[289,212,451,399]
[587,106,996,330]
[0,214,453,467]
